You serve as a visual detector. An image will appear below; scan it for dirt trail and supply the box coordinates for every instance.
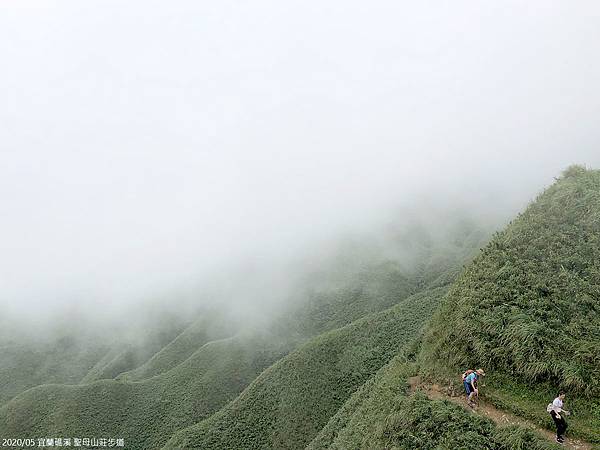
[407,376,592,450]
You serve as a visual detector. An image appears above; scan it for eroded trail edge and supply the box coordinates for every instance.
[407,376,592,450]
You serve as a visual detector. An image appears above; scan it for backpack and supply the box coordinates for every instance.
[462,369,474,381]
[546,403,554,413]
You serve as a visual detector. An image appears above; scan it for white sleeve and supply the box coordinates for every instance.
[552,399,562,412]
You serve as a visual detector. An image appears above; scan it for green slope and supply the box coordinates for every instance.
[0,309,194,404]
[0,334,109,406]
[307,355,417,449]
[79,312,197,383]
[79,345,160,384]
[309,357,557,450]
[421,166,600,442]
[116,313,234,381]
[163,287,448,450]
[371,393,557,450]
[287,223,489,337]
[0,228,479,449]
[289,261,416,337]
[0,331,290,450]
[0,210,493,448]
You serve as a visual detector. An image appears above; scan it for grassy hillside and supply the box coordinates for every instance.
[286,222,489,337]
[365,392,557,449]
[116,312,234,381]
[0,333,109,406]
[309,357,557,450]
[0,211,495,449]
[284,261,417,337]
[0,309,193,404]
[0,331,291,450]
[7,167,599,448]
[80,311,201,383]
[307,355,418,449]
[0,222,485,449]
[163,287,448,450]
[421,166,600,442]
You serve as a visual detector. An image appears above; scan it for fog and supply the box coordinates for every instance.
[1,1,600,323]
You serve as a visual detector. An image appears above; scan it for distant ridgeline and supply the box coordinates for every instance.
[2,167,599,448]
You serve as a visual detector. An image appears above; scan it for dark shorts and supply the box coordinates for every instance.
[464,380,472,395]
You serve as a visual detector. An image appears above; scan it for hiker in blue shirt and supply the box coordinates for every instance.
[462,368,485,407]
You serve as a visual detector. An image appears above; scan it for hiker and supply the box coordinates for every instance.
[462,368,485,406]
[547,392,570,444]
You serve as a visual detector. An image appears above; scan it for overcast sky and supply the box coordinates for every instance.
[1,1,599,317]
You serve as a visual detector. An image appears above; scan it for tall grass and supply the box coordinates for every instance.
[422,167,600,396]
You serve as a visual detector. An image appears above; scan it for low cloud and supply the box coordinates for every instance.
[1,0,599,322]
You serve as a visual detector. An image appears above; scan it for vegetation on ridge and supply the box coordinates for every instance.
[5,169,600,449]
[421,166,600,442]
[164,287,448,449]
